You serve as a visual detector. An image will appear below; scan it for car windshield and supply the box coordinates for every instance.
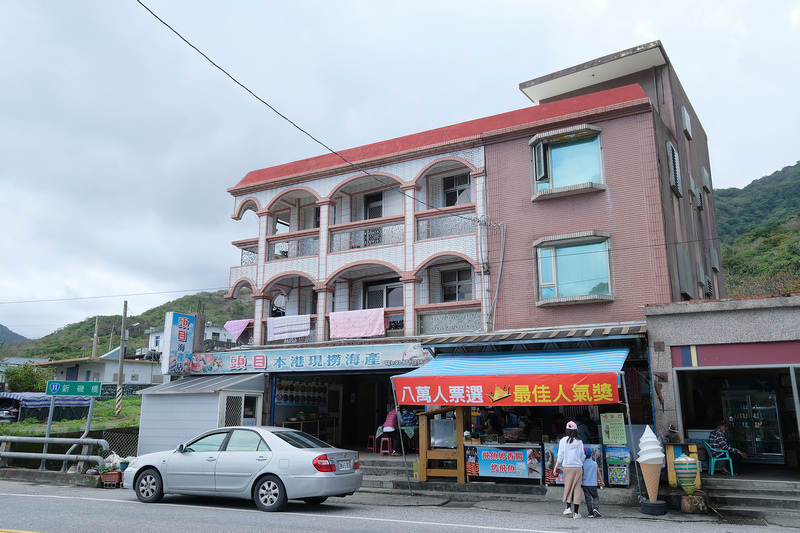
[273,430,332,449]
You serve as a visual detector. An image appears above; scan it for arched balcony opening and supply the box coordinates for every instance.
[414,254,483,335]
[328,174,405,253]
[265,189,322,262]
[326,262,407,339]
[261,274,319,345]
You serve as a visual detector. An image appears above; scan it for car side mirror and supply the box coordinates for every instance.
[176,444,185,453]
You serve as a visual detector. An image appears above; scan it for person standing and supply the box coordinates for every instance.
[709,419,746,474]
[552,421,585,518]
[581,447,602,518]
[382,406,402,456]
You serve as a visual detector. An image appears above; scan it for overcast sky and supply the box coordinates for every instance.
[1,1,798,339]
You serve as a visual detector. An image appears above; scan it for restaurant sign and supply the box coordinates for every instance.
[174,343,430,375]
[393,372,619,406]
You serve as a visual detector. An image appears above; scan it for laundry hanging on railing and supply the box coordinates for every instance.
[329,308,385,339]
[223,319,252,341]
[266,314,311,341]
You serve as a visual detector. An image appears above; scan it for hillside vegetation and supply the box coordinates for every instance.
[715,161,800,245]
[0,289,252,361]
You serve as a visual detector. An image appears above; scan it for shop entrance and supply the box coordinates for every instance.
[338,373,395,449]
[677,367,799,465]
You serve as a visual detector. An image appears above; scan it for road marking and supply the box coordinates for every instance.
[0,492,563,532]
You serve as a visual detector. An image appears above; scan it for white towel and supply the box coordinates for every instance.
[267,315,311,341]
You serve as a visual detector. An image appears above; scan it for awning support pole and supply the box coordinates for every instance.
[390,377,414,496]
[621,370,643,501]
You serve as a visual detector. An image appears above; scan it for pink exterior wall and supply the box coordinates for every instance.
[486,111,672,330]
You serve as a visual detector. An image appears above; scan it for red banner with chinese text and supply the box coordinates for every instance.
[393,372,619,406]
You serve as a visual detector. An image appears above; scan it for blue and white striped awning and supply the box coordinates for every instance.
[401,348,629,378]
[0,392,93,408]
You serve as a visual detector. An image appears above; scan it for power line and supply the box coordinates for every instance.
[0,287,228,305]
[135,0,487,227]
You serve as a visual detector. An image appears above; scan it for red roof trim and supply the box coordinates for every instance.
[231,84,648,191]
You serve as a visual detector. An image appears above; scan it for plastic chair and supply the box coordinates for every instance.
[703,440,734,475]
[379,436,392,456]
[367,435,376,453]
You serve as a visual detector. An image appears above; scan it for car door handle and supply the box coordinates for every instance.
[206,456,217,462]
[256,456,268,461]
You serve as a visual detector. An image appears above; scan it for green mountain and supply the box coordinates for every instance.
[715,161,800,245]
[0,289,253,361]
[0,324,26,345]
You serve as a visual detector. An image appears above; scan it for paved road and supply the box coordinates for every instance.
[0,480,794,532]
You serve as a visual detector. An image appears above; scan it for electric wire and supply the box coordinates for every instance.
[135,0,488,227]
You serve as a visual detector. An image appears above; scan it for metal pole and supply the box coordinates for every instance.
[621,371,643,500]
[39,396,56,470]
[390,376,414,496]
[91,316,99,358]
[115,301,127,415]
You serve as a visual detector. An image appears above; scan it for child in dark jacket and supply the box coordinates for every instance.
[581,448,603,518]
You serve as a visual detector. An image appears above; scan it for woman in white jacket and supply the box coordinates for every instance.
[552,421,585,518]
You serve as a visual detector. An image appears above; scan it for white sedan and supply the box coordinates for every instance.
[123,426,362,512]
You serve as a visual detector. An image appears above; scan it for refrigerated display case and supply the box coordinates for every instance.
[722,391,784,464]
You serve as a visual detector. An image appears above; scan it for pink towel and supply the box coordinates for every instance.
[329,308,385,339]
[267,315,311,341]
[223,319,251,341]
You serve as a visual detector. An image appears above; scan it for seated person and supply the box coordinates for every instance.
[709,419,747,474]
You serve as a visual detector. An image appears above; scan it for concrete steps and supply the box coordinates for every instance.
[358,454,636,505]
[702,477,800,517]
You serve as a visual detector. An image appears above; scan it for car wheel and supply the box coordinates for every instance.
[135,469,164,503]
[254,475,287,512]
[303,497,327,505]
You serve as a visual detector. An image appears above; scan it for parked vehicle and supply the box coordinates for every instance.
[0,399,19,423]
[123,426,362,511]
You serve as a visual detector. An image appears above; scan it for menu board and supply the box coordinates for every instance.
[600,413,627,445]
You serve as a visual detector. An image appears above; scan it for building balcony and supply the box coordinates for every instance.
[266,229,320,261]
[329,216,405,253]
[415,205,476,241]
[416,300,482,335]
[262,317,319,346]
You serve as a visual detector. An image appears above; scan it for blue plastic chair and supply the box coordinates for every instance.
[703,441,734,475]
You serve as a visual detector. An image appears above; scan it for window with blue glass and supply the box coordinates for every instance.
[530,125,603,193]
[537,240,610,300]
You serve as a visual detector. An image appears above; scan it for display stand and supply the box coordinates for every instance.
[665,442,701,490]
[417,406,467,483]
[280,417,337,442]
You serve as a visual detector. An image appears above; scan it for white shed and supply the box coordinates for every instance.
[136,373,265,455]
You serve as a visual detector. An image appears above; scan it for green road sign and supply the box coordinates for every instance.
[46,380,102,397]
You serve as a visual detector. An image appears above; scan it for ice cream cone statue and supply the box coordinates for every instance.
[636,425,665,502]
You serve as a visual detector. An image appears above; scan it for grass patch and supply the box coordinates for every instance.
[0,396,141,437]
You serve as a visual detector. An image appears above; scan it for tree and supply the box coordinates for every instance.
[3,363,54,392]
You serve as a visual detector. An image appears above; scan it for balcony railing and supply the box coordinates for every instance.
[266,230,320,261]
[329,216,405,253]
[415,207,476,240]
[416,303,482,335]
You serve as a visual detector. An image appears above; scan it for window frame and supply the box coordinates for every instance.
[529,124,605,201]
[441,267,473,302]
[443,173,471,207]
[364,278,403,309]
[533,231,614,306]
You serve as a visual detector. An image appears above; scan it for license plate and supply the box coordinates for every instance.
[338,459,352,470]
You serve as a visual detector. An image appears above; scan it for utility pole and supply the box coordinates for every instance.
[91,316,99,358]
[116,301,127,416]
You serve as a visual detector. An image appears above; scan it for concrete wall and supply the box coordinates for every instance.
[645,295,800,435]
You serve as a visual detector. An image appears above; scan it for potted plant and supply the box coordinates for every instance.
[98,466,122,483]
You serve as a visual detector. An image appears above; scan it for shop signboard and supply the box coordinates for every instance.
[600,413,627,445]
[605,445,631,486]
[163,312,196,375]
[176,343,430,375]
[395,372,619,407]
[465,445,542,480]
[543,442,604,485]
